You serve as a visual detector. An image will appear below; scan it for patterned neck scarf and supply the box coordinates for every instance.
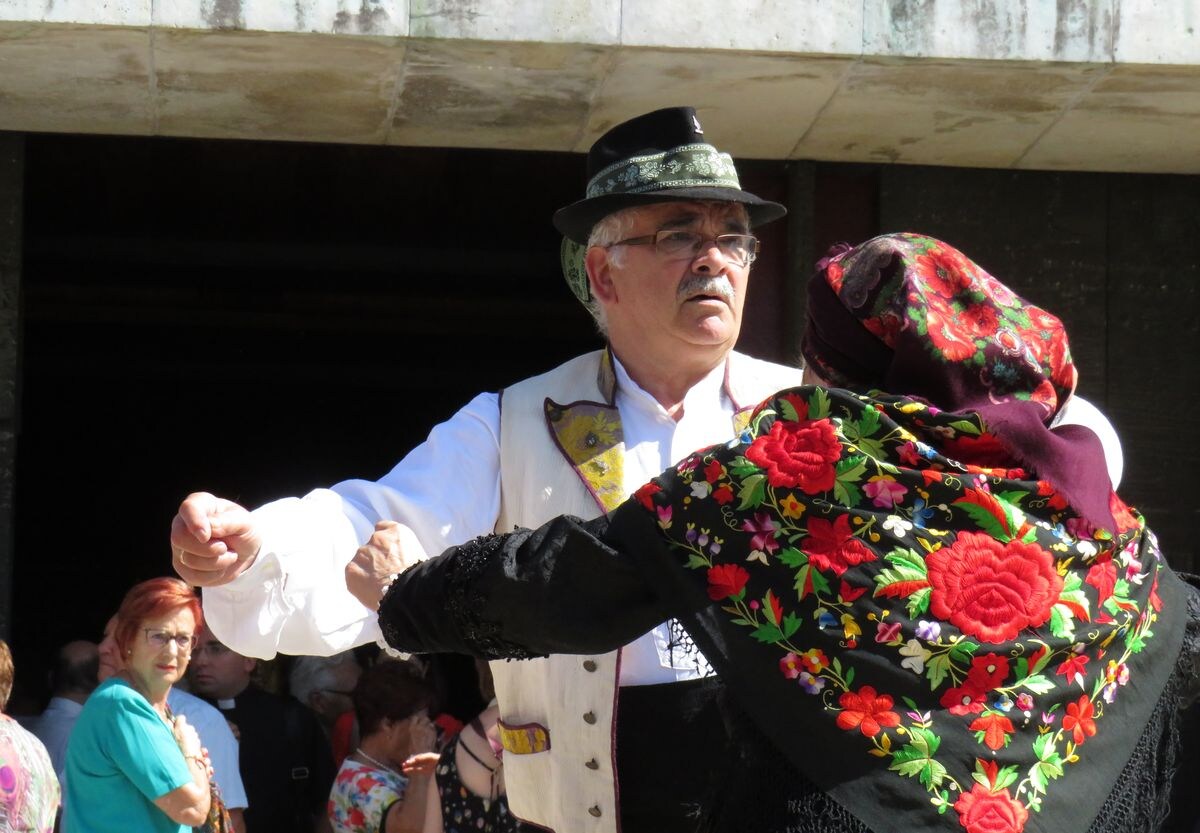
[633,386,1187,833]
[801,234,1114,533]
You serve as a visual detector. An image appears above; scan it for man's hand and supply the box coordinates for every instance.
[345,520,426,611]
[171,492,263,587]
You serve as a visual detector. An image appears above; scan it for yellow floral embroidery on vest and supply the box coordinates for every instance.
[545,400,625,513]
[497,721,551,755]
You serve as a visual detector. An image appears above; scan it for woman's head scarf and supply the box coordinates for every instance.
[801,233,1114,532]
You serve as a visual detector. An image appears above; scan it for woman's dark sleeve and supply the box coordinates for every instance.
[377,502,674,660]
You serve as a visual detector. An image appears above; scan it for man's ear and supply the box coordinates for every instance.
[585,246,617,304]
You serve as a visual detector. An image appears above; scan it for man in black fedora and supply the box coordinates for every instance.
[170,106,803,833]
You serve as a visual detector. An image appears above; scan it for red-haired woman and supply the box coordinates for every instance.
[64,577,213,833]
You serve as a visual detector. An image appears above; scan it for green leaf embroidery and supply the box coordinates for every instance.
[750,623,784,644]
[778,547,807,568]
[778,397,801,423]
[926,653,952,690]
[948,639,980,663]
[889,728,946,788]
[782,612,803,639]
[737,473,766,510]
[949,419,981,436]
[808,387,830,419]
[685,553,710,569]
[906,587,932,619]
[1015,674,1055,695]
[1049,604,1076,640]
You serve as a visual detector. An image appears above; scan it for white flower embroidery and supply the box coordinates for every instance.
[690,481,712,499]
[882,515,913,536]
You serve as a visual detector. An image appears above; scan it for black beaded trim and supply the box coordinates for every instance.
[437,534,545,661]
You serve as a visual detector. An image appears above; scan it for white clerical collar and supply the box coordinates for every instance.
[217,697,236,709]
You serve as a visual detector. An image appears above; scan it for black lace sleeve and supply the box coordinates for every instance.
[377,507,673,660]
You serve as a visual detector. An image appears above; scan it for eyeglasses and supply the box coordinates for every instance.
[144,628,196,652]
[608,230,759,266]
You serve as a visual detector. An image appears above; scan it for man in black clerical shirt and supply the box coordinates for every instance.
[189,625,335,833]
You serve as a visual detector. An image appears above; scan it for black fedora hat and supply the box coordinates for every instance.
[553,106,787,245]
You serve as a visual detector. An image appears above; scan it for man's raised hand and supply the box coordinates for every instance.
[171,492,263,586]
[345,520,427,611]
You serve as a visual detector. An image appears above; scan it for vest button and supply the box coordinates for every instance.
[585,432,598,447]
[583,659,597,672]
[585,758,599,770]
[583,711,596,724]
[588,805,602,818]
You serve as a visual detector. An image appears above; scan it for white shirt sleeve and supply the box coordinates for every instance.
[201,391,503,660]
[167,689,248,810]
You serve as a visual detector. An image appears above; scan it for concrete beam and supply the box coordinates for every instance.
[0,1,1196,172]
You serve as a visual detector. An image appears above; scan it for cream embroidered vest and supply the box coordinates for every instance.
[492,348,803,833]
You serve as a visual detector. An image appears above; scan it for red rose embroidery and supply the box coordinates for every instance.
[953,783,1029,833]
[802,514,877,577]
[745,418,840,493]
[706,564,750,601]
[835,686,900,737]
[926,531,1063,643]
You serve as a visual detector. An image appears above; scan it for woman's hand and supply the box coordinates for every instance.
[173,715,203,758]
[401,752,440,777]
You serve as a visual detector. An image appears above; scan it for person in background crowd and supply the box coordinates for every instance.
[0,638,60,832]
[328,660,438,833]
[372,233,1200,833]
[64,578,212,833]
[24,639,98,785]
[97,614,248,832]
[424,659,515,833]
[189,623,336,833]
[289,651,363,764]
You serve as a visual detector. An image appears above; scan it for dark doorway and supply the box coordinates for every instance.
[8,134,793,711]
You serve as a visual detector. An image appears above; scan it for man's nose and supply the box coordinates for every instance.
[691,238,731,273]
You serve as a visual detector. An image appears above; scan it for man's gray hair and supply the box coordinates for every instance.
[288,651,360,706]
[581,206,645,336]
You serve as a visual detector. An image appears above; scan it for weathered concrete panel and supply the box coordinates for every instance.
[153,0,408,36]
[1113,0,1200,64]
[0,22,152,136]
[795,57,1102,167]
[620,0,861,55]
[1020,64,1200,173]
[583,49,850,158]
[408,0,618,44]
[0,0,150,26]
[864,0,1115,62]
[388,38,606,149]
[154,29,401,143]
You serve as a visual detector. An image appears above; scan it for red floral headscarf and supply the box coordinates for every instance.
[801,233,1114,532]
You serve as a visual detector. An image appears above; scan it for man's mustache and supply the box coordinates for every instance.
[677,275,734,302]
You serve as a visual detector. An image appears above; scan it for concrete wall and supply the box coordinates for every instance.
[0,1,1197,171]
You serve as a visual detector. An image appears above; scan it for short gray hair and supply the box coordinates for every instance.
[581,206,646,336]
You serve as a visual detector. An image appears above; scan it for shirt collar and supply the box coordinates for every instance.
[611,353,730,419]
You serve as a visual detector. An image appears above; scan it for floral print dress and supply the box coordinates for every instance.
[0,714,59,832]
[328,757,407,833]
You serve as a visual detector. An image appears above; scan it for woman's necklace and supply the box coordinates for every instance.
[356,747,402,778]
